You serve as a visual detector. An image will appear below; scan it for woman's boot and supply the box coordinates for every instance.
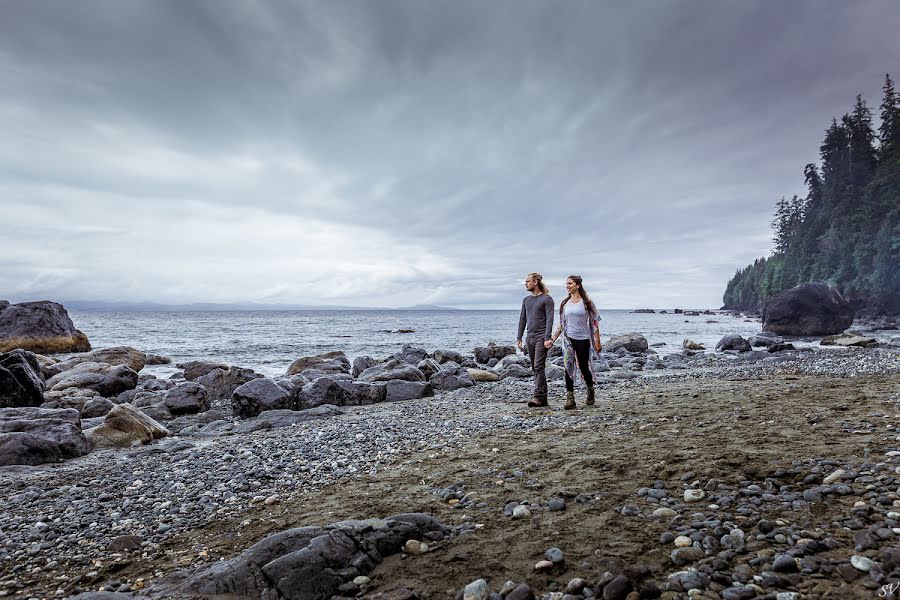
[586,387,595,405]
[564,391,576,410]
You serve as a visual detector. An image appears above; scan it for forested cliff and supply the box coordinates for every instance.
[723,75,900,315]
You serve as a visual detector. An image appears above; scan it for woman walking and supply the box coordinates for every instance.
[545,275,602,409]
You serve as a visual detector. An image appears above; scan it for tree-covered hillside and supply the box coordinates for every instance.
[723,75,900,315]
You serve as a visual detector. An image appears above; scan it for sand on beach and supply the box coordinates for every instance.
[73,369,900,600]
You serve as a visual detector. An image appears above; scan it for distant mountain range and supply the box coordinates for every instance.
[59,300,463,312]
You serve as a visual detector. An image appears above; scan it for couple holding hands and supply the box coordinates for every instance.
[516,272,602,410]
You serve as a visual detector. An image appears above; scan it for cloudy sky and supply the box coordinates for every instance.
[2,1,898,309]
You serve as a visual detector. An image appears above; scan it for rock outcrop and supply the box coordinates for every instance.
[762,282,854,336]
[716,334,752,352]
[45,346,146,377]
[0,300,91,354]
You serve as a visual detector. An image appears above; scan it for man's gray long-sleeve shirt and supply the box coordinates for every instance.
[517,293,554,340]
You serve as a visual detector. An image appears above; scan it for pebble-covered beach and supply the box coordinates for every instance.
[1,342,898,600]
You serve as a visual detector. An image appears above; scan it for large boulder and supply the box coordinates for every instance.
[232,378,294,418]
[605,333,649,353]
[152,513,448,600]
[297,378,352,409]
[384,380,433,402]
[748,331,783,348]
[162,382,211,415]
[762,282,854,336]
[351,356,376,378]
[429,368,475,391]
[716,334,751,352]
[45,346,146,377]
[0,349,45,408]
[335,380,386,405]
[85,403,169,448]
[45,362,139,397]
[0,407,91,466]
[177,361,229,381]
[286,351,350,376]
[0,300,91,354]
[195,366,263,403]
[396,345,429,365]
[357,359,426,383]
[433,349,464,364]
[474,342,516,365]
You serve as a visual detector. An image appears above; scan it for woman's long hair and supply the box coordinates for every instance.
[559,275,597,317]
[528,272,550,295]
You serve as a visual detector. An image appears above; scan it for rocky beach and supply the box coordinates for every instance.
[1,299,899,600]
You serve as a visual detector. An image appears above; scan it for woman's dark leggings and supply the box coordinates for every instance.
[565,337,594,391]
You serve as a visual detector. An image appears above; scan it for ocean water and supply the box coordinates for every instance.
[68,309,763,377]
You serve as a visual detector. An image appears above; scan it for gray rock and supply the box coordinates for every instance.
[385,380,433,402]
[195,366,262,402]
[357,361,426,383]
[748,331,783,348]
[351,356,376,378]
[0,407,91,466]
[85,403,169,448]
[762,281,854,336]
[473,342,516,364]
[397,345,429,364]
[429,368,475,391]
[297,377,352,409]
[716,333,751,352]
[45,346,146,376]
[45,362,139,397]
[605,333,649,353]
[81,397,114,418]
[417,358,442,379]
[433,349,463,364]
[670,546,705,566]
[0,300,90,354]
[0,349,45,408]
[286,351,350,376]
[495,364,532,379]
[153,513,448,600]
[232,378,295,418]
[335,380,387,405]
[162,382,210,415]
[177,360,229,381]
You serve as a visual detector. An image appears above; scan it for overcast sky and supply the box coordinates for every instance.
[2,1,898,309]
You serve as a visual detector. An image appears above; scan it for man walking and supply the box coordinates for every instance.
[516,272,554,407]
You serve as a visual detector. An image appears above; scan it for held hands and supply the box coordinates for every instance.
[544,339,554,349]
[516,339,523,352]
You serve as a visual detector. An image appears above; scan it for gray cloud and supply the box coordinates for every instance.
[2,0,898,308]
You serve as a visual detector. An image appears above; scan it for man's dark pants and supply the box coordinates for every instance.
[526,335,548,400]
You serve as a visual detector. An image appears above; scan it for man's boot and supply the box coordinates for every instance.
[564,391,576,410]
[528,396,548,408]
[586,387,595,406]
